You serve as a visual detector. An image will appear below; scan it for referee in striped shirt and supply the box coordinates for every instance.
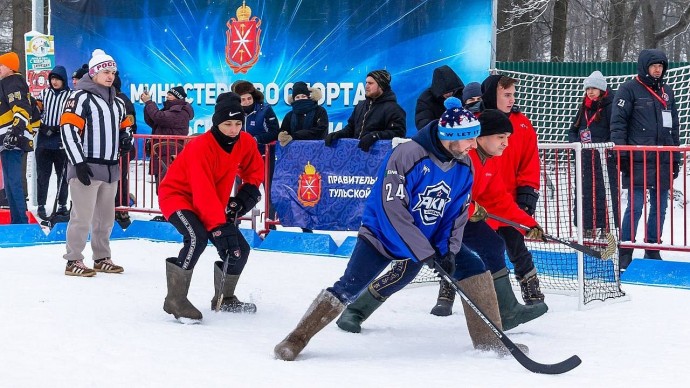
[35,65,71,219]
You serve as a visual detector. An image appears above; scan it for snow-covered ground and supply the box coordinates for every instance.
[0,239,687,387]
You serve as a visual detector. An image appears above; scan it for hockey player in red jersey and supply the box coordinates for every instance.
[158,92,263,323]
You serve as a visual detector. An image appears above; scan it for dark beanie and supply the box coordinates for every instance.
[367,69,391,91]
[480,74,503,110]
[478,109,513,137]
[212,92,244,127]
[72,64,89,80]
[462,82,482,103]
[168,86,187,100]
[291,81,310,98]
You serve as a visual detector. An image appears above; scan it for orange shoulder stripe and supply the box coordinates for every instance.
[60,112,85,130]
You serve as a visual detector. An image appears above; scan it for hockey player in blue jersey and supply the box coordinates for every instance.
[275,98,509,361]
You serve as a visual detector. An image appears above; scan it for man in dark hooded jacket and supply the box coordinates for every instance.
[611,49,681,266]
[324,70,406,151]
[414,65,464,130]
[35,65,71,219]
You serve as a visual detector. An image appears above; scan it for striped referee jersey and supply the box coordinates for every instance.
[60,78,132,165]
[37,87,70,127]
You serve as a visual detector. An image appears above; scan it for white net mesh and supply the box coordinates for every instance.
[495,65,690,144]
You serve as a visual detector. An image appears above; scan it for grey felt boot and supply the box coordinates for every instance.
[274,289,345,361]
[211,261,256,313]
[163,258,202,323]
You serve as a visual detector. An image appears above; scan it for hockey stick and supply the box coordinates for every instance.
[487,213,616,260]
[214,249,236,312]
[434,263,582,374]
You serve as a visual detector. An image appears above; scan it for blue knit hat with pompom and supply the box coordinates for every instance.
[437,97,481,140]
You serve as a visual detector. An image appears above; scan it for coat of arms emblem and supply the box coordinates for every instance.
[226,1,262,74]
[298,162,322,207]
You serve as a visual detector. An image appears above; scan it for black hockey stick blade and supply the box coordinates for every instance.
[486,213,603,259]
[434,264,582,374]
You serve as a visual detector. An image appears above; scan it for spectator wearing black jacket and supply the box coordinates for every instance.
[277,81,328,147]
[568,71,619,239]
[414,65,464,130]
[324,70,406,151]
[611,49,681,266]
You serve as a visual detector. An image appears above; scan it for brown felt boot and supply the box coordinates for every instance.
[459,271,528,356]
[163,258,202,323]
[274,289,345,361]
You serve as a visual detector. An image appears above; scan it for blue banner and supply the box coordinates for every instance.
[272,139,390,230]
[51,0,494,137]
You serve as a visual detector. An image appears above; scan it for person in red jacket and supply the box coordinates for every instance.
[158,92,264,323]
[481,74,545,305]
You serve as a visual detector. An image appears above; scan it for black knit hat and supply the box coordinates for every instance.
[478,109,513,137]
[168,86,187,100]
[291,81,310,98]
[72,64,89,80]
[367,69,391,91]
[212,92,244,127]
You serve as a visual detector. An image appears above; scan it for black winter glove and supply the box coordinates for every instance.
[2,132,19,150]
[227,184,262,222]
[75,162,94,186]
[358,133,379,152]
[119,130,133,154]
[210,223,240,253]
[516,186,539,216]
[422,252,456,278]
[673,161,680,179]
[144,139,152,157]
[324,131,344,147]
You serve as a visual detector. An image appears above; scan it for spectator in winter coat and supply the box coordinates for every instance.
[231,80,280,155]
[0,51,36,224]
[60,49,133,277]
[35,65,71,220]
[158,92,264,322]
[324,70,406,151]
[481,74,546,305]
[112,72,137,228]
[277,81,328,147]
[568,71,619,239]
[414,65,464,130]
[142,85,194,194]
[611,49,681,266]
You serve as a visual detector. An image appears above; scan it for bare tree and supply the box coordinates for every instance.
[551,0,569,61]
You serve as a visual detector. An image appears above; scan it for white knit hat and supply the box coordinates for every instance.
[583,70,607,92]
[88,49,117,77]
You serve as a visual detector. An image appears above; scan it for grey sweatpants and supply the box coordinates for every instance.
[63,178,118,262]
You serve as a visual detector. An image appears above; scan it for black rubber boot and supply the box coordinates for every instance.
[643,250,662,260]
[336,289,386,333]
[430,279,455,316]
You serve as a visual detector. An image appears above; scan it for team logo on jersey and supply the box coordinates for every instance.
[412,181,451,225]
[617,99,625,107]
[225,1,262,74]
[298,161,322,207]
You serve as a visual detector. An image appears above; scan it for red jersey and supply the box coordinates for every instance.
[468,149,536,230]
[158,131,264,231]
